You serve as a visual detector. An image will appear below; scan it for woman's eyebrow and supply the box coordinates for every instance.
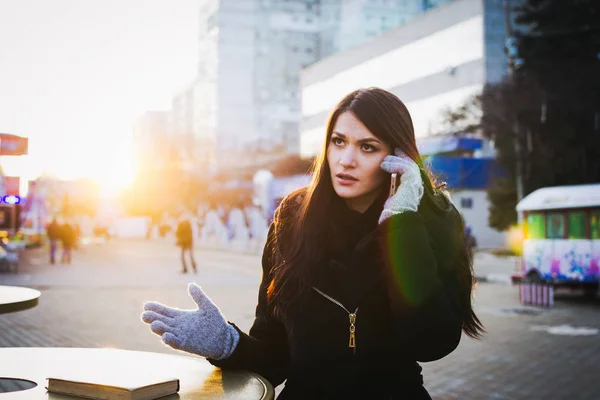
[332,132,382,144]
[357,138,381,144]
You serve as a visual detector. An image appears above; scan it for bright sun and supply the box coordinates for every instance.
[94,157,135,197]
[68,143,136,198]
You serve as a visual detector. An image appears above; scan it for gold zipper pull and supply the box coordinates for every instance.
[349,313,356,348]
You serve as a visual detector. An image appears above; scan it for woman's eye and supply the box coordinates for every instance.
[332,137,344,146]
[361,144,376,152]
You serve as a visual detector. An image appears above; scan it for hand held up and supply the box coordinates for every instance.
[379,149,424,223]
[141,283,239,360]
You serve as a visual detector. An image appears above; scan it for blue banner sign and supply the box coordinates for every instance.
[1,195,22,205]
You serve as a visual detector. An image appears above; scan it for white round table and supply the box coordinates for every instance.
[0,285,40,314]
[0,347,274,399]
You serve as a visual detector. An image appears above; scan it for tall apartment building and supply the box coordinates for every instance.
[196,0,319,169]
[195,0,452,170]
[253,1,320,156]
[197,0,254,169]
[168,83,216,174]
[168,86,194,146]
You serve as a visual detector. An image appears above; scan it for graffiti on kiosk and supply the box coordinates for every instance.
[524,239,600,281]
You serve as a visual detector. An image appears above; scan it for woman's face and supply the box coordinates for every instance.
[327,111,392,213]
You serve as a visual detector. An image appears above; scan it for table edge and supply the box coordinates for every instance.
[0,297,39,314]
[0,347,276,399]
[245,371,276,400]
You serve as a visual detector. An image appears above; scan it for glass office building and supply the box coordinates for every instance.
[300,0,516,157]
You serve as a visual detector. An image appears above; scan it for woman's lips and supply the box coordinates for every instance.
[336,174,358,186]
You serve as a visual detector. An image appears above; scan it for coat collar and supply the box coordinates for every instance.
[310,191,388,309]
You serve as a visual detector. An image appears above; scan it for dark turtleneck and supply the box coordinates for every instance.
[315,189,388,309]
[330,189,387,254]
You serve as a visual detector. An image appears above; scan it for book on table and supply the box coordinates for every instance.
[46,374,180,400]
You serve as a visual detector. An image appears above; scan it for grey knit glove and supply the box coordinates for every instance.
[379,149,424,224]
[141,283,240,360]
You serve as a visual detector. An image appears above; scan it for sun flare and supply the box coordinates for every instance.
[94,157,135,197]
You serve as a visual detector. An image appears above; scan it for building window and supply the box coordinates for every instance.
[526,213,545,239]
[460,198,473,209]
[546,212,565,239]
[590,210,600,239]
[568,211,587,239]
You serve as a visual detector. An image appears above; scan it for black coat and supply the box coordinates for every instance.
[210,187,465,400]
[176,220,193,248]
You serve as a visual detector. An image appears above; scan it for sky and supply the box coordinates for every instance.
[0,0,200,195]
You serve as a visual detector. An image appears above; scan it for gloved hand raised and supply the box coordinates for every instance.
[141,283,239,360]
[379,149,424,224]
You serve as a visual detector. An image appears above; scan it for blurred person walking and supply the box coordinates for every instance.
[176,214,197,274]
[464,226,478,262]
[73,222,82,249]
[60,222,76,264]
[46,217,61,264]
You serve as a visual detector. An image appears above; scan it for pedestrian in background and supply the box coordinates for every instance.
[60,222,76,264]
[74,222,81,249]
[175,214,197,274]
[464,226,478,262]
[46,217,61,265]
[142,87,484,399]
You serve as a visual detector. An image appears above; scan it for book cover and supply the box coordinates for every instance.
[46,374,180,400]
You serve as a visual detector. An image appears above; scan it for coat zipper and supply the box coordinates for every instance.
[312,286,359,353]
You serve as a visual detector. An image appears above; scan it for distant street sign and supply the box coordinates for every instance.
[2,195,21,205]
[0,133,28,156]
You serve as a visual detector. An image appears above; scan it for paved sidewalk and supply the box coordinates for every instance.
[473,251,521,283]
[1,240,599,399]
[147,236,521,283]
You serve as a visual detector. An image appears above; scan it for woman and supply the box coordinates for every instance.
[141,87,484,399]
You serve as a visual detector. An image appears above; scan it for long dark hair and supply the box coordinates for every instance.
[267,87,484,339]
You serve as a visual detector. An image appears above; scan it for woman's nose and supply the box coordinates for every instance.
[339,149,357,168]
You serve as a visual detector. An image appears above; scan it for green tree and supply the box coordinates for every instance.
[513,0,600,188]
[444,0,600,231]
